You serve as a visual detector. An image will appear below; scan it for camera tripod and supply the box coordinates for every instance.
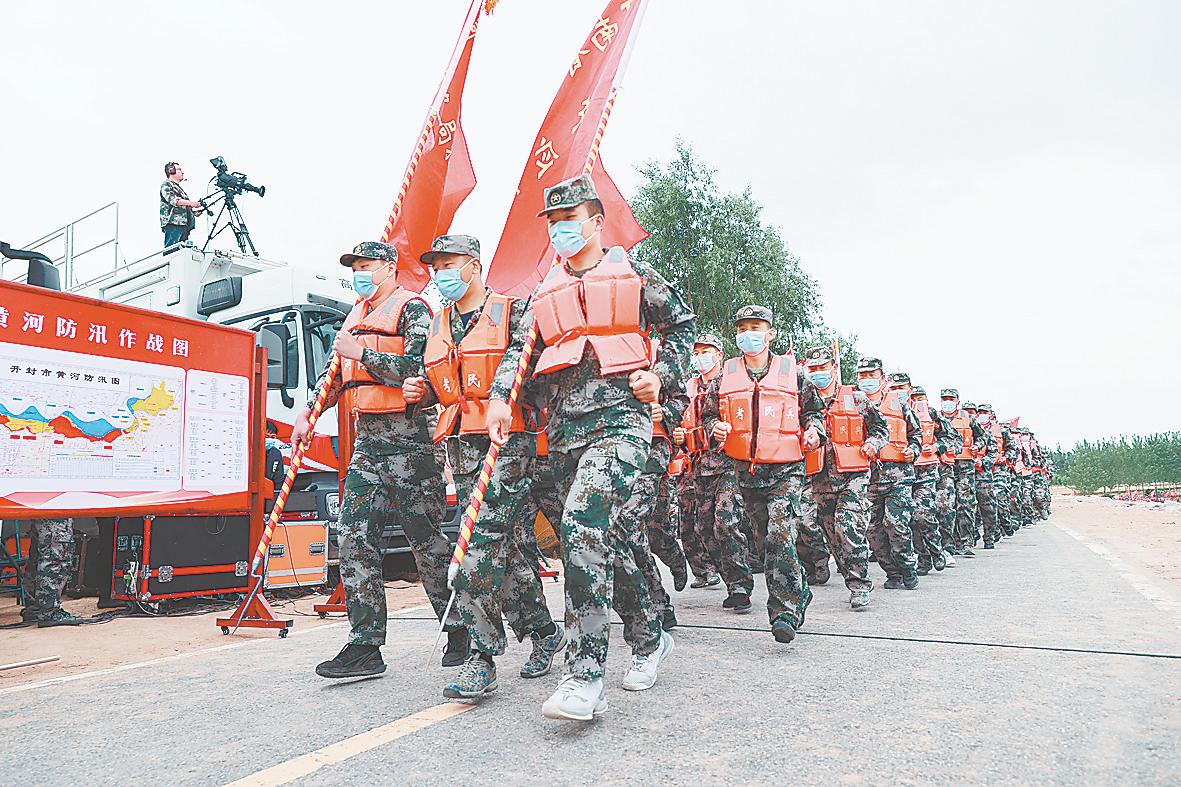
[200,191,259,257]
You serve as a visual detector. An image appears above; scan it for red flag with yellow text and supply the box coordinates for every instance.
[487,0,649,297]
[380,0,484,292]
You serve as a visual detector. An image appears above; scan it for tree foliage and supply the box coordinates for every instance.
[630,140,859,381]
[1054,433,1181,493]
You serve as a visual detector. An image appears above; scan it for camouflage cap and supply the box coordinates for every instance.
[911,386,928,398]
[694,333,724,352]
[537,174,599,217]
[940,388,959,399]
[856,356,883,373]
[733,305,773,326]
[962,401,978,411]
[419,234,480,266]
[340,240,398,267]
[977,402,994,412]
[803,346,833,367]
[887,371,911,386]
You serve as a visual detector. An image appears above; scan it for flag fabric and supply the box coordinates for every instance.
[487,0,649,298]
[380,0,484,292]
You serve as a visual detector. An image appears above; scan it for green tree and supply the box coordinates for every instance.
[630,139,856,373]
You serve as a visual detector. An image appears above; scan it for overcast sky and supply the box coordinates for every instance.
[3,1,1178,448]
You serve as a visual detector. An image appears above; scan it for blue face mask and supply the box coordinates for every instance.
[808,371,833,390]
[548,217,594,258]
[735,330,767,355]
[857,377,882,394]
[941,400,957,414]
[265,437,280,451]
[353,270,377,298]
[435,260,475,302]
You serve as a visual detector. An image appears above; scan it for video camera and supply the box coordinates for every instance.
[209,156,266,198]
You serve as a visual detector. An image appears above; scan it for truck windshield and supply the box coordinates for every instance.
[303,310,343,389]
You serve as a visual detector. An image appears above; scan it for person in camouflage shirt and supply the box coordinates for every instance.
[290,241,452,680]
[940,389,989,556]
[159,162,204,253]
[905,385,959,573]
[795,345,888,610]
[399,234,568,703]
[19,518,82,627]
[485,174,694,722]
[970,403,1003,548]
[700,306,827,644]
[859,362,923,589]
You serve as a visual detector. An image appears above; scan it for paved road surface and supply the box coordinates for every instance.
[5,516,1180,785]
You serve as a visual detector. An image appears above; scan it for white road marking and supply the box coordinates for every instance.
[0,603,434,697]
[222,703,473,787]
[1054,522,1181,625]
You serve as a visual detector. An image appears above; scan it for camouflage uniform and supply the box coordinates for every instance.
[700,328,827,630]
[19,518,75,620]
[422,289,557,657]
[490,238,695,679]
[677,469,715,581]
[865,371,923,584]
[796,352,888,593]
[993,425,1019,537]
[969,408,1001,547]
[909,392,958,572]
[315,241,451,647]
[943,393,988,553]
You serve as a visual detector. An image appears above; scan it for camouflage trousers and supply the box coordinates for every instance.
[868,465,918,580]
[338,442,448,646]
[936,464,957,553]
[737,465,812,628]
[20,518,74,619]
[693,471,754,594]
[910,465,943,569]
[975,468,999,546]
[1035,475,1052,518]
[953,461,978,550]
[451,436,555,657]
[618,469,686,618]
[648,472,687,580]
[798,469,872,592]
[551,434,661,680]
[992,467,1016,536]
[1023,476,1039,523]
[677,472,715,580]
[1012,475,1032,525]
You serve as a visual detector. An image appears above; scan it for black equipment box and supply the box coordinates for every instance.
[112,515,251,602]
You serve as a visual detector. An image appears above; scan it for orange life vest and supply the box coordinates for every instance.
[874,390,910,463]
[914,405,939,467]
[531,249,651,377]
[339,280,426,414]
[809,385,871,476]
[680,376,710,453]
[949,410,974,461]
[423,293,525,443]
[718,353,804,465]
[990,422,1005,467]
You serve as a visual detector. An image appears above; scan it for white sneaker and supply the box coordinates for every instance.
[943,552,957,568]
[622,631,674,691]
[541,674,606,721]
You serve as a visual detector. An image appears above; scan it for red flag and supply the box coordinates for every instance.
[380,0,484,292]
[487,0,649,297]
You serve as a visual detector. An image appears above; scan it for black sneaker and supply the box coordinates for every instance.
[36,608,83,627]
[903,574,919,590]
[916,562,931,576]
[723,592,752,613]
[771,618,796,643]
[671,557,689,593]
[316,644,386,678]
[932,552,947,571]
[20,606,41,623]
[983,542,996,550]
[661,608,678,631]
[442,627,470,668]
[883,577,904,590]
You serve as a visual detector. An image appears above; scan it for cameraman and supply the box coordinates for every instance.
[160,161,204,254]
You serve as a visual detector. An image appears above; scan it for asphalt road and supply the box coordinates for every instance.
[5,514,1180,786]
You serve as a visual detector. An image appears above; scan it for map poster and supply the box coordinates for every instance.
[0,279,259,517]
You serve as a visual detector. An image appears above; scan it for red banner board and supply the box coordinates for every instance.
[0,280,261,518]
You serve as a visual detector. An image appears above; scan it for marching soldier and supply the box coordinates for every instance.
[939,389,987,557]
[674,334,755,610]
[859,361,922,589]
[400,234,567,702]
[291,241,454,679]
[485,174,692,721]
[963,402,999,549]
[976,403,1009,545]
[1011,426,1036,526]
[797,346,887,609]
[905,385,958,573]
[700,306,826,643]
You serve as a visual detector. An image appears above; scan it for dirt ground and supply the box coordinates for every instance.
[0,581,429,685]
[3,492,1179,686]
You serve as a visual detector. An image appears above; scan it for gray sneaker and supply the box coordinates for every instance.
[542,675,607,721]
[443,654,497,701]
[622,631,674,691]
[850,590,871,610]
[520,624,567,679]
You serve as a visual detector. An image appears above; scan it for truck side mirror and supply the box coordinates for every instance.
[257,323,294,390]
